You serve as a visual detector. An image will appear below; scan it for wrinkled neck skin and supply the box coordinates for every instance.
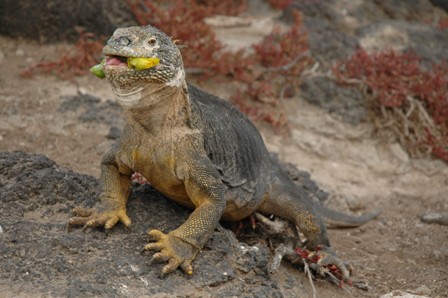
[110,77,191,137]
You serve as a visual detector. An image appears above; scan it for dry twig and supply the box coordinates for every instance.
[303,258,317,298]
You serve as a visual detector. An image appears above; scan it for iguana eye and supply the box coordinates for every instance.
[148,38,157,46]
[118,36,130,46]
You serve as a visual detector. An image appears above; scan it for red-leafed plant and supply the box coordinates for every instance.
[267,0,293,10]
[21,28,104,79]
[232,10,312,129]
[333,49,448,161]
[436,19,448,30]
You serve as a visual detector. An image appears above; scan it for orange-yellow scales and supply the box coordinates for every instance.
[127,57,160,71]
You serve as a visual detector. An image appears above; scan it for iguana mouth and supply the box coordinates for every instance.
[105,55,128,67]
[104,55,161,71]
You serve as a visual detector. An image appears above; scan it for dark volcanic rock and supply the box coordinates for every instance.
[359,20,448,64]
[0,0,136,43]
[430,0,448,11]
[0,151,300,297]
[300,76,367,125]
[58,93,123,127]
[0,151,99,214]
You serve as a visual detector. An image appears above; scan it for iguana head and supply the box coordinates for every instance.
[102,25,185,90]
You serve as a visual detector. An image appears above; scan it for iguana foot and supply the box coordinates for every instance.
[312,246,351,282]
[68,206,131,231]
[143,229,199,276]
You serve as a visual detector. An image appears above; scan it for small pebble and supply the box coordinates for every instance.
[421,212,448,226]
[16,48,25,56]
[352,280,369,291]
[380,290,429,298]
[0,224,3,233]
[78,87,87,95]
[431,248,448,260]
[413,285,431,296]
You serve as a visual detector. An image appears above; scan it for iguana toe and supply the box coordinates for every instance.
[144,229,199,276]
[180,260,194,275]
[162,258,182,276]
[151,252,170,262]
[73,206,94,217]
[68,206,131,231]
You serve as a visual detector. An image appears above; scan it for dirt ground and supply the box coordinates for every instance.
[1,1,448,297]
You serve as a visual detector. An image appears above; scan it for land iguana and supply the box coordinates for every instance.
[68,25,380,279]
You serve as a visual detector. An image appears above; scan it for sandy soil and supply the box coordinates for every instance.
[1,7,447,298]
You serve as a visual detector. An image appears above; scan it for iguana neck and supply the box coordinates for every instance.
[117,81,192,136]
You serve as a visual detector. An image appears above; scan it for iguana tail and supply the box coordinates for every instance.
[316,205,382,228]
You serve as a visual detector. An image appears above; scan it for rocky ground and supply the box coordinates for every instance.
[1,0,448,297]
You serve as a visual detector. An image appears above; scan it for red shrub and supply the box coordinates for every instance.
[437,19,448,30]
[253,12,309,73]
[232,11,311,129]
[267,0,293,10]
[333,49,448,161]
[21,28,104,79]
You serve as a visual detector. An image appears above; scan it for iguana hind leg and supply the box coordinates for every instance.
[259,179,351,279]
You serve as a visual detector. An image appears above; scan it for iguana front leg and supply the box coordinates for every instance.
[144,156,226,276]
[68,146,132,230]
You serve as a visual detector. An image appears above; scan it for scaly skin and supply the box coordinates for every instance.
[68,25,380,279]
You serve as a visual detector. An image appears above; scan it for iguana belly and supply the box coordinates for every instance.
[117,147,194,209]
[139,158,196,209]
[122,146,262,221]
